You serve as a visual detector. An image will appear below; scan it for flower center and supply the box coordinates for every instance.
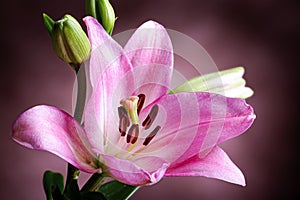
[118,94,160,146]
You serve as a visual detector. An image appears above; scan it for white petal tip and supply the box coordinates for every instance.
[140,20,164,29]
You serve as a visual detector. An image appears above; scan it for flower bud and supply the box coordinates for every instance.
[43,13,55,36]
[170,67,254,99]
[86,0,116,34]
[43,14,91,69]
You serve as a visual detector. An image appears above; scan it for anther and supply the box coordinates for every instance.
[143,126,161,146]
[142,104,159,130]
[127,124,139,144]
[137,94,145,115]
[118,106,128,118]
[118,107,130,136]
[119,117,129,136]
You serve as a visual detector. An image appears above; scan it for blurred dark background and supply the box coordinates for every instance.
[0,0,299,199]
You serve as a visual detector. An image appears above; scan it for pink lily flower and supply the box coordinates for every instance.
[12,17,255,186]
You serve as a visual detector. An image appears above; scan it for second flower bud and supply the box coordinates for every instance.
[43,14,91,70]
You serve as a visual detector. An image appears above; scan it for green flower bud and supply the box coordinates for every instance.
[43,14,91,70]
[86,0,116,34]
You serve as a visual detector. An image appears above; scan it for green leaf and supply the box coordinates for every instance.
[64,179,80,200]
[98,181,139,200]
[43,170,64,200]
[80,191,107,200]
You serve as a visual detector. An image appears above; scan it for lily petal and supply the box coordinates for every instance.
[124,20,173,106]
[12,105,98,173]
[84,17,134,151]
[84,67,136,151]
[165,146,246,186]
[98,153,169,186]
[135,92,255,165]
[83,16,133,89]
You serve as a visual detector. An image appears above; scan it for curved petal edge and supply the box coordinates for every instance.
[165,146,246,186]
[12,105,98,173]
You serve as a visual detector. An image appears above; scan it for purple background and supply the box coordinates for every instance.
[1,0,298,199]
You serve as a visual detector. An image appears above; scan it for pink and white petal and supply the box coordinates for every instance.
[165,146,246,186]
[173,93,255,165]
[83,16,110,51]
[132,156,170,185]
[98,153,169,186]
[124,20,173,106]
[83,16,133,89]
[83,17,135,151]
[135,92,255,165]
[12,105,98,173]
[83,84,105,152]
[134,92,202,162]
[84,65,136,152]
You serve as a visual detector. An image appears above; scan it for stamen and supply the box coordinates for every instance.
[143,126,161,146]
[127,124,139,144]
[137,94,145,115]
[118,107,130,136]
[119,116,129,136]
[118,106,127,118]
[142,104,159,130]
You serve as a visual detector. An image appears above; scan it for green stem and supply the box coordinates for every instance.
[73,64,87,123]
[81,173,107,192]
[66,163,80,183]
[64,164,80,200]
[65,63,86,195]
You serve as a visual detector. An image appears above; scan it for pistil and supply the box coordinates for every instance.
[120,96,139,125]
[120,96,141,145]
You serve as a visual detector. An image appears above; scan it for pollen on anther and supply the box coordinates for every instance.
[127,124,139,144]
[118,106,127,118]
[118,106,130,136]
[119,117,129,136]
[137,94,145,115]
[143,126,161,146]
[142,104,159,130]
